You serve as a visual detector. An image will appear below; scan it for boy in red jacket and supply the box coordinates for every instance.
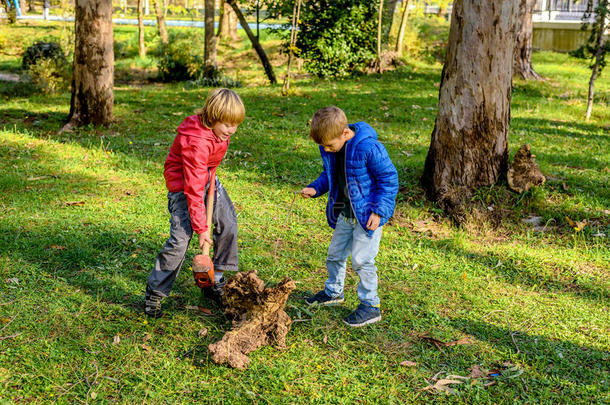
[145,88,245,318]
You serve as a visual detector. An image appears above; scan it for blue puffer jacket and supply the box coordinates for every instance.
[308,122,399,237]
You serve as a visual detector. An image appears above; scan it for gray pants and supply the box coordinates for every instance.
[146,177,238,298]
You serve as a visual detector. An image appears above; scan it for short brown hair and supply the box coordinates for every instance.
[198,88,245,128]
[310,106,348,144]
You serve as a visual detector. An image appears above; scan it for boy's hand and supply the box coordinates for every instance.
[300,187,316,198]
[198,230,213,250]
[366,213,381,230]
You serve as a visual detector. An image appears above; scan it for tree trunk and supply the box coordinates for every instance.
[395,0,409,55]
[217,0,225,38]
[227,0,277,84]
[377,0,384,73]
[138,0,146,58]
[282,0,302,95]
[421,1,518,218]
[153,0,168,45]
[514,0,541,80]
[218,1,239,41]
[382,0,398,45]
[65,0,114,128]
[27,0,35,12]
[43,0,49,19]
[204,0,217,71]
[585,9,606,121]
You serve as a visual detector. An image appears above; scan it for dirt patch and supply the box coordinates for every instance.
[208,271,295,369]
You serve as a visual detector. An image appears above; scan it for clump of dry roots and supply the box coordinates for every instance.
[208,271,296,369]
[508,144,546,193]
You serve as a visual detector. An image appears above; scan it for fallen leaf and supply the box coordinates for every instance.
[113,335,120,345]
[143,333,152,342]
[461,271,467,281]
[418,333,472,349]
[574,219,587,232]
[522,215,543,226]
[141,344,151,351]
[422,378,464,394]
[49,245,65,250]
[272,112,286,117]
[6,278,19,285]
[561,182,569,191]
[565,216,576,227]
[400,360,417,367]
[468,365,486,379]
[0,318,10,324]
[198,328,208,338]
[322,335,328,344]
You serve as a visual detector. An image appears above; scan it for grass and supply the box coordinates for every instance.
[1,19,609,404]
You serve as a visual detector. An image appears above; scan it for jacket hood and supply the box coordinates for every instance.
[177,115,223,143]
[348,122,377,149]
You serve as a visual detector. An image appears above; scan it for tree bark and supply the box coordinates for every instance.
[382,0,398,45]
[395,0,409,55]
[27,0,35,12]
[65,0,114,128]
[227,0,277,84]
[421,1,518,218]
[152,0,168,45]
[377,0,384,73]
[204,0,217,71]
[514,0,541,80]
[282,0,302,95]
[585,8,606,121]
[138,0,146,58]
[217,0,239,41]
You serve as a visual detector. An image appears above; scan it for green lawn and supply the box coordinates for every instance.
[0,21,609,403]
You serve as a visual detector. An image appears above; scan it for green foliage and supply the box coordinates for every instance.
[276,0,379,78]
[157,31,205,82]
[21,41,67,70]
[570,0,609,74]
[26,56,71,94]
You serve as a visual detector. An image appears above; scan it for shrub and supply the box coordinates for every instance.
[189,67,242,88]
[288,0,378,78]
[157,31,205,82]
[27,57,72,94]
[22,42,67,70]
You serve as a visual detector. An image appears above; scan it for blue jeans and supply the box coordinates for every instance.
[324,214,383,307]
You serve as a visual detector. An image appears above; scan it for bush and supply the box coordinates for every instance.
[22,42,67,70]
[189,67,242,88]
[290,0,378,78]
[27,57,72,94]
[157,31,205,82]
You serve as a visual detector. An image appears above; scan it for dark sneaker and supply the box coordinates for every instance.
[343,303,381,327]
[305,290,344,306]
[144,294,163,318]
[202,276,226,306]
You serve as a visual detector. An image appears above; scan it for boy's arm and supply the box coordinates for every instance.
[182,142,211,234]
[307,167,329,197]
[367,143,399,221]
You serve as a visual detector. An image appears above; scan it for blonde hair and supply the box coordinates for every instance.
[309,106,348,144]
[198,88,245,128]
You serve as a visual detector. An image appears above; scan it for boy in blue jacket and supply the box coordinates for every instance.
[300,106,399,327]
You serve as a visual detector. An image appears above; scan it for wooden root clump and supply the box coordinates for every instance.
[507,144,546,193]
[208,271,295,369]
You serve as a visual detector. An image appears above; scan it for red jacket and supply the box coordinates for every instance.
[164,115,230,234]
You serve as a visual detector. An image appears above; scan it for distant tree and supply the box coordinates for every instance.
[226,0,277,83]
[204,0,217,73]
[421,0,519,219]
[514,0,541,80]
[381,0,398,45]
[65,0,114,129]
[573,0,609,121]
[138,0,146,58]
[395,0,410,56]
[217,0,239,42]
[152,0,168,44]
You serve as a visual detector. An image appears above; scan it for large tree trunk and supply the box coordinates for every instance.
[381,0,398,45]
[227,0,277,84]
[138,0,146,58]
[421,1,518,218]
[65,0,114,128]
[514,0,541,80]
[585,8,606,121]
[204,0,217,71]
[152,0,168,45]
[395,0,410,56]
